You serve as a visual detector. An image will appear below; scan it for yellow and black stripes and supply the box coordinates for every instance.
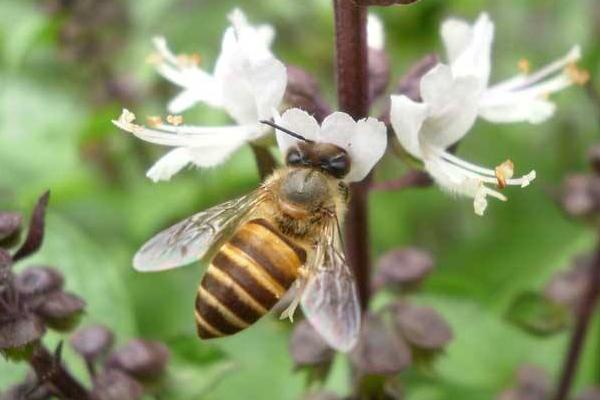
[195,218,307,339]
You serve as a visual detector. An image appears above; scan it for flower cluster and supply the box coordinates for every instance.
[0,193,169,399]
[113,9,587,215]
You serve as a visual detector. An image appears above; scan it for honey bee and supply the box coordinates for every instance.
[133,121,360,351]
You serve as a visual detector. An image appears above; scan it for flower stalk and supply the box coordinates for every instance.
[333,0,371,310]
[552,237,600,400]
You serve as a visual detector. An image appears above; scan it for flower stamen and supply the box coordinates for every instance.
[146,116,163,128]
[495,159,514,189]
[518,58,531,75]
[166,115,183,126]
[565,63,590,86]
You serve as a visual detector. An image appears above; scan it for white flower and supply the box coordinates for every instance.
[390,12,587,215]
[390,64,536,215]
[274,108,387,183]
[442,13,586,124]
[113,9,287,182]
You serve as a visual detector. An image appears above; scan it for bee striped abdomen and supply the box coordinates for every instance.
[195,218,307,339]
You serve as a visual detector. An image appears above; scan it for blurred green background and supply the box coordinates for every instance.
[1,0,599,398]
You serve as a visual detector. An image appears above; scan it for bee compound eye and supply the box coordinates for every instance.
[324,153,350,178]
[286,148,303,166]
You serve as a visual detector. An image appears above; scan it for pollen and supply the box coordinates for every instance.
[517,58,531,74]
[118,109,136,125]
[495,159,514,189]
[167,114,183,126]
[176,53,202,67]
[146,116,163,127]
[565,63,590,86]
[145,52,163,65]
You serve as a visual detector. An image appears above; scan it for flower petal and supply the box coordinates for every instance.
[275,108,320,155]
[478,97,556,124]
[344,117,387,182]
[449,13,494,87]
[440,17,472,63]
[389,95,429,159]
[419,64,480,148]
[152,37,222,112]
[147,143,243,182]
[367,14,385,51]
[320,112,387,182]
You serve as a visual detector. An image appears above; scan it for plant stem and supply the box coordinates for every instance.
[552,245,600,400]
[29,343,91,400]
[333,0,370,310]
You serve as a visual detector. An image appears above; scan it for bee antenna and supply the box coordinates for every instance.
[260,120,314,143]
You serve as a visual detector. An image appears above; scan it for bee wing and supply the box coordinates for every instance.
[133,191,263,272]
[300,220,361,352]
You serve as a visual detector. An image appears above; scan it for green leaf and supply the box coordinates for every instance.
[506,291,570,337]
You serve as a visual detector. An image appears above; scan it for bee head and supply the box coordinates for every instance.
[259,120,351,179]
[285,142,351,179]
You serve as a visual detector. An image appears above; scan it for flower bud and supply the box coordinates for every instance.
[543,255,591,312]
[15,266,64,300]
[34,291,86,332]
[0,315,45,361]
[0,248,11,270]
[106,339,170,381]
[284,65,331,123]
[92,369,144,400]
[0,371,52,400]
[577,386,600,400]
[70,324,114,362]
[350,313,411,376]
[498,365,550,400]
[559,174,600,218]
[392,303,453,351]
[373,248,434,292]
[369,48,391,103]
[0,212,22,246]
[290,319,333,368]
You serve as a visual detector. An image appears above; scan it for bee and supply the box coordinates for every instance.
[133,120,361,352]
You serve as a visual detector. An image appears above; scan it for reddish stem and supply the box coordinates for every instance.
[369,170,432,192]
[552,244,600,400]
[333,0,370,310]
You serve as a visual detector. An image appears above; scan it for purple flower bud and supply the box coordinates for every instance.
[70,324,114,361]
[498,365,550,400]
[577,386,600,400]
[392,303,453,350]
[559,174,600,218]
[34,291,86,332]
[373,248,434,292]
[284,65,331,123]
[0,371,52,400]
[543,255,592,312]
[290,319,334,368]
[92,369,144,400]
[106,339,170,381]
[0,315,45,360]
[0,248,11,270]
[368,48,391,103]
[13,192,50,263]
[15,266,64,299]
[350,313,411,375]
[0,212,22,244]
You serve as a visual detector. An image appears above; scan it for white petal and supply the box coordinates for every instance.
[419,64,480,148]
[167,89,205,114]
[146,143,243,182]
[478,97,556,124]
[147,147,194,182]
[344,117,387,182]
[449,12,494,87]
[440,17,472,63]
[276,108,321,155]
[389,95,429,159]
[319,112,387,182]
[367,14,385,50]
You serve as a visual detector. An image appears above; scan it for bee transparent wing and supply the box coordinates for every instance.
[300,220,361,352]
[133,192,262,272]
